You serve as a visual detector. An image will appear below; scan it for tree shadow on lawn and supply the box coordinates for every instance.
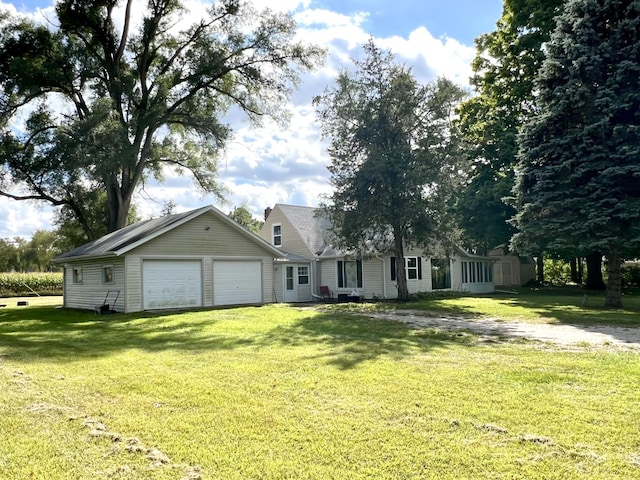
[401,287,640,322]
[0,306,475,369]
[396,287,640,346]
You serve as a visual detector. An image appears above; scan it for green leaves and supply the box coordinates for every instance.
[0,0,325,236]
[314,39,466,300]
[512,0,640,307]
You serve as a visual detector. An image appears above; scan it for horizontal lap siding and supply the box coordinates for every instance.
[63,259,125,311]
[132,212,271,257]
[319,260,338,295]
[362,258,384,299]
[125,256,142,312]
[262,258,274,303]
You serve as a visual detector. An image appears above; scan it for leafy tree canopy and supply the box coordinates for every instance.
[511,0,640,308]
[0,0,325,238]
[229,205,263,234]
[455,0,564,253]
[314,39,466,301]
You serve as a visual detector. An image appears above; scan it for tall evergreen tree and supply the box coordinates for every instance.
[456,0,564,254]
[314,40,466,301]
[511,0,640,308]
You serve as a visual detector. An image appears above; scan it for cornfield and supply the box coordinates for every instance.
[0,272,63,296]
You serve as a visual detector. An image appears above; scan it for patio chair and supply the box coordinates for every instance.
[319,285,334,301]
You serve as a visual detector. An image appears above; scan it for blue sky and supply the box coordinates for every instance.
[0,0,504,241]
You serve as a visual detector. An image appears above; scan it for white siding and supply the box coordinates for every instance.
[62,259,126,312]
[260,208,315,258]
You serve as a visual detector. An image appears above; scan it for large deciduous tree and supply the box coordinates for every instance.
[511,0,640,308]
[456,0,564,254]
[314,40,466,301]
[0,0,324,239]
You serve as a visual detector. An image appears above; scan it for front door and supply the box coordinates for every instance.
[284,265,297,302]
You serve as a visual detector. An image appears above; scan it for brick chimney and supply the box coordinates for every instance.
[264,207,272,220]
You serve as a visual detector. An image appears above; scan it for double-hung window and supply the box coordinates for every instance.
[390,257,422,280]
[272,224,282,246]
[298,266,309,285]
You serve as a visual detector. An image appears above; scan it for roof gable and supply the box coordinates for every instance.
[275,204,331,256]
[54,205,282,262]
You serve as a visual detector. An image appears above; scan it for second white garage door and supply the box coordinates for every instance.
[213,261,262,306]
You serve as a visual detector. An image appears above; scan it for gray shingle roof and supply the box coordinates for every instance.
[276,204,332,256]
[54,206,211,261]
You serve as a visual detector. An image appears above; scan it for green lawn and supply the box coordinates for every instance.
[382,286,640,326]
[0,297,639,479]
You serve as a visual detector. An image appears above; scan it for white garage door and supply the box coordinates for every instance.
[213,261,262,306]
[143,260,202,310]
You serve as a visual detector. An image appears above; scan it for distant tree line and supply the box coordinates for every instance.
[0,231,62,272]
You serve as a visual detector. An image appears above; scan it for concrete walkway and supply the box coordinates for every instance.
[361,310,640,350]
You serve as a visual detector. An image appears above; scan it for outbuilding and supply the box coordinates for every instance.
[53,205,283,313]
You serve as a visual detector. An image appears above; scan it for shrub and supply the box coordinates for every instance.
[622,264,640,287]
[0,272,63,296]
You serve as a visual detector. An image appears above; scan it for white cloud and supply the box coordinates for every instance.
[0,197,55,240]
[0,0,482,239]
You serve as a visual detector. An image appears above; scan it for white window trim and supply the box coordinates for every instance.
[72,267,83,284]
[297,266,309,285]
[405,256,419,280]
[272,223,282,247]
[102,265,114,284]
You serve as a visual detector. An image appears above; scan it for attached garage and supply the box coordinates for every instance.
[143,260,202,310]
[213,261,262,306]
[54,205,283,313]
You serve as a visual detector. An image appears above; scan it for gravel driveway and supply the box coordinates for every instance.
[362,310,640,350]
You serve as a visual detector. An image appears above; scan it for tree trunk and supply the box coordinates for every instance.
[536,254,544,283]
[570,258,578,283]
[577,257,584,284]
[106,182,134,233]
[585,251,606,290]
[604,252,623,309]
[394,233,409,302]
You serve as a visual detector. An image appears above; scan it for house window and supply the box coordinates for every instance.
[462,261,468,283]
[470,261,476,282]
[272,224,282,247]
[338,260,363,288]
[406,257,418,280]
[72,267,83,284]
[298,266,309,285]
[431,258,451,290]
[477,261,484,283]
[390,257,422,280]
[102,265,114,284]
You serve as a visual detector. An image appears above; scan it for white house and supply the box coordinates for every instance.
[259,204,495,302]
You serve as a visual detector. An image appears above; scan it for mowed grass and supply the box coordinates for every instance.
[1,300,639,479]
[390,287,640,325]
